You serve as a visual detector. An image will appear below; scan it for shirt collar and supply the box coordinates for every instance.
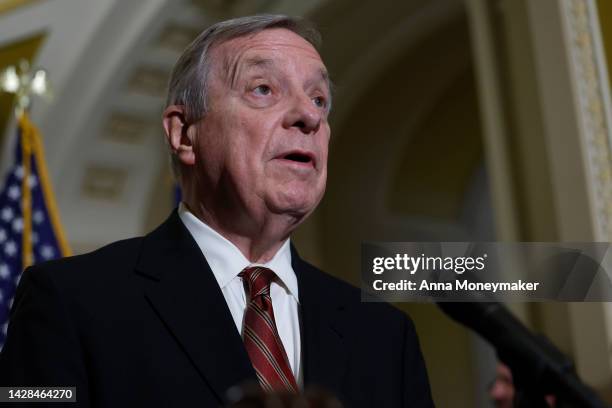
[178,203,299,301]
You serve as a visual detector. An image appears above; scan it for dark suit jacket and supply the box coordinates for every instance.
[0,211,434,407]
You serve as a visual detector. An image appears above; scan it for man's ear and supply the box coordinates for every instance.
[162,105,196,166]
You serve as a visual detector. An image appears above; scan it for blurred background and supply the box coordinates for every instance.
[1,0,611,406]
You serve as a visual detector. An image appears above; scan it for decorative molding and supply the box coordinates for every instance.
[127,66,169,97]
[80,165,127,201]
[102,112,149,144]
[564,0,612,241]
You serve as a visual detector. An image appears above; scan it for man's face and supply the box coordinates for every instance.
[191,28,330,220]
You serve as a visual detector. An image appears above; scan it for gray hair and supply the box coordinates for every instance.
[165,14,322,178]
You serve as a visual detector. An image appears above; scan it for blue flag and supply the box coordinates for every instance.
[0,114,70,349]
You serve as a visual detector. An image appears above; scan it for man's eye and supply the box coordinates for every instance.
[312,96,327,108]
[253,85,271,96]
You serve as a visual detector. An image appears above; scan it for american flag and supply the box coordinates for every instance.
[0,115,70,349]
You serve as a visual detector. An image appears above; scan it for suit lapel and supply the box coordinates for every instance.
[292,246,349,395]
[135,211,257,404]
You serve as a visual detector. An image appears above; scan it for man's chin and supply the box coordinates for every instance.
[265,179,325,212]
[266,194,320,220]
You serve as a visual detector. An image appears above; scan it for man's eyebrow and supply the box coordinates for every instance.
[320,69,331,91]
[228,57,276,87]
[243,57,275,69]
[320,69,330,83]
[306,68,331,93]
[225,55,333,104]
[319,69,334,112]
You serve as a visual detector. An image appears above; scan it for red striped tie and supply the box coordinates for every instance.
[240,266,298,392]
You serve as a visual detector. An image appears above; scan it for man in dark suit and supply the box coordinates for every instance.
[0,14,434,407]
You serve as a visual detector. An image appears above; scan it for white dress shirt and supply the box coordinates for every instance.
[178,203,302,384]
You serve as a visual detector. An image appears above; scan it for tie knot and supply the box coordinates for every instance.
[240,266,275,298]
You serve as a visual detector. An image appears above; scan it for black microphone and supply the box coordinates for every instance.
[437,301,608,408]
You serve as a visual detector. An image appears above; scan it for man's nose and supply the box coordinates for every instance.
[283,95,322,134]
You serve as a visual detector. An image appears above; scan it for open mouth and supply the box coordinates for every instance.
[284,153,312,163]
[279,151,315,167]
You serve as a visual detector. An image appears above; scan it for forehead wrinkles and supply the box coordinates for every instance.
[213,33,325,89]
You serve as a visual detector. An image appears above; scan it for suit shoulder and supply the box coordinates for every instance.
[28,237,144,286]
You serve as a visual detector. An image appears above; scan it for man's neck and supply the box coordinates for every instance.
[181,200,298,263]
